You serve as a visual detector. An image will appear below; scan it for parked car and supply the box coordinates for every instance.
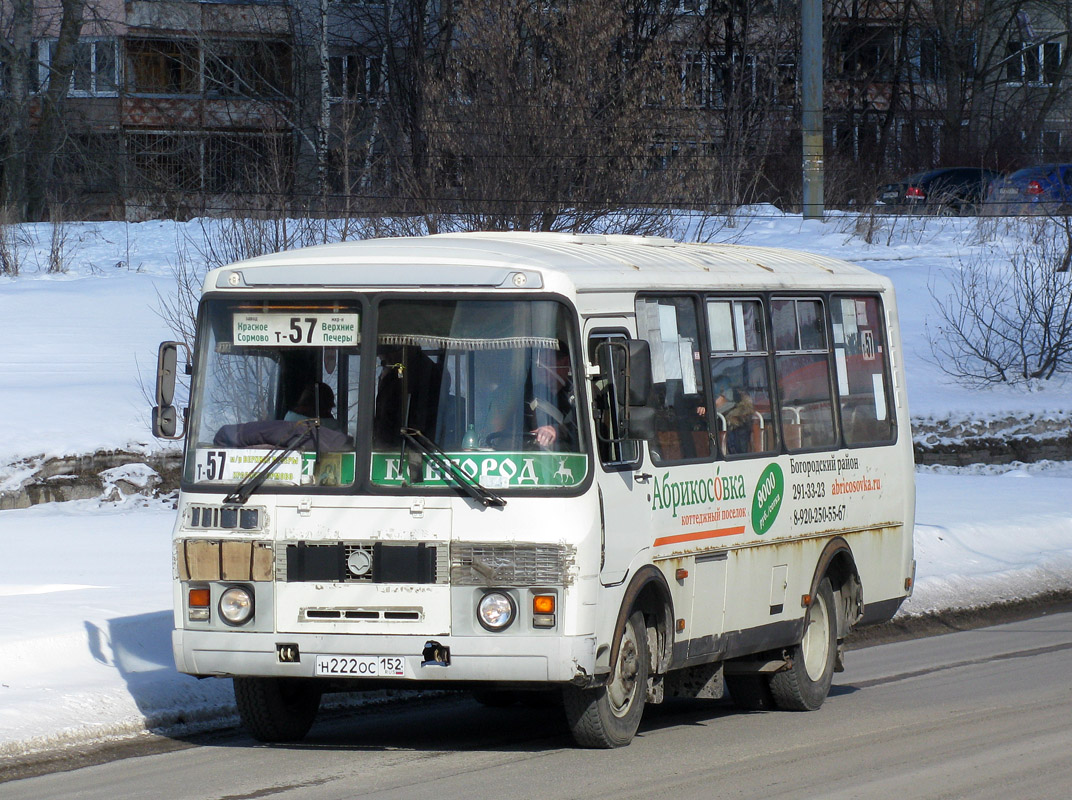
[983,164,1072,215]
[877,167,1003,214]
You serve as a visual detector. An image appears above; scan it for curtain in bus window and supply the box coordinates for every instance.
[707,299,776,456]
[373,300,580,456]
[772,298,837,450]
[831,296,894,444]
[636,296,711,463]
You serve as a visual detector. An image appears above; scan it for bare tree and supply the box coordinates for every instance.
[929,217,1072,385]
[416,0,682,232]
[0,0,34,216]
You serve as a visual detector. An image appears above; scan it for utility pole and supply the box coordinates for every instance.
[801,0,824,219]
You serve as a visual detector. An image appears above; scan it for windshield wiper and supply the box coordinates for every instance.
[225,420,319,505]
[399,427,506,508]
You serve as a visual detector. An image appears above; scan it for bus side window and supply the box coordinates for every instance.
[772,298,837,451]
[831,295,895,444]
[707,298,778,456]
[589,333,641,467]
[635,296,711,464]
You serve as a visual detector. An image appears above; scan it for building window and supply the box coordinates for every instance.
[681,51,715,108]
[127,132,202,192]
[1041,130,1062,158]
[831,25,896,81]
[38,38,120,96]
[907,27,942,82]
[680,51,757,109]
[1006,41,1062,85]
[127,131,292,195]
[329,51,385,104]
[204,40,292,98]
[663,0,707,13]
[205,133,292,193]
[127,38,199,95]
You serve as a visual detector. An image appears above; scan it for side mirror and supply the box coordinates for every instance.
[152,405,178,438]
[153,341,189,440]
[625,340,653,407]
[156,341,179,406]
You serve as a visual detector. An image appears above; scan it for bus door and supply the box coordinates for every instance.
[586,322,651,586]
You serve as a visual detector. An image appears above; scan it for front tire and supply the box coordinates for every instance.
[769,577,837,711]
[233,677,322,743]
[563,610,648,748]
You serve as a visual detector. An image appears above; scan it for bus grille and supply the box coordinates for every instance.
[450,543,573,586]
[280,541,449,585]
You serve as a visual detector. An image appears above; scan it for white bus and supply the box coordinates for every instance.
[154,232,915,748]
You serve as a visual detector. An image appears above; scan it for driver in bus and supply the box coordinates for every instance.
[528,345,576,448]
[484,344,576,450]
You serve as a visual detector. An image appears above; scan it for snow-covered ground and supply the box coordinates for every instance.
[2,211,1072,761]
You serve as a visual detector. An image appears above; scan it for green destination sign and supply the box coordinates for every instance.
[371,452,586,488]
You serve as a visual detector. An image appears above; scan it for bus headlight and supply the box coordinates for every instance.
[219,585,254,625]
[477,591,516,631]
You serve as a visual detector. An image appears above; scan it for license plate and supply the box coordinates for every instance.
[314,655,408,677]
[998,187,1019,197]
[881,191,898,200]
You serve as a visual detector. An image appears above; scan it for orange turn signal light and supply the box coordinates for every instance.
[533,595,555,614]
[189,588,211,608]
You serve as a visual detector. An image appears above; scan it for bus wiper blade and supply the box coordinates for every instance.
[224,420,318,505]
[399,427,506,508]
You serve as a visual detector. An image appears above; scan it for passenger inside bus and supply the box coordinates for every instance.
[284,382,336,425]
[212,372,350,451]
[714,382,756,455]
[373,344,444,448]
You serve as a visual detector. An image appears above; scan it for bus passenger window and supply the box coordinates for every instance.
[636,296,711,463]
[707,299,777,456]
[772,298,837,451]
[831,296,894,444]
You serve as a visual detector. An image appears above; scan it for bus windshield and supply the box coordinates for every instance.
[370,298,586,490]
[185,300,362,489]
[184,297,586,492]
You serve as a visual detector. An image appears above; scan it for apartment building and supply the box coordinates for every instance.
[1,0,1068,218]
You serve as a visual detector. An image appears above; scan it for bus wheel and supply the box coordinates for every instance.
[770,577,837,711]
[233,677,322,743]
[562,610,648,748]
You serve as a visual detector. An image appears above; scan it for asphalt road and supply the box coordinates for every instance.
[7,610,1072,800]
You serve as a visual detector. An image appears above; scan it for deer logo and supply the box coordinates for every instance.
[552,458,574,485]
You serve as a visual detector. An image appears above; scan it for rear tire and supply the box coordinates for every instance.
[233,677,322,743]
[769,577,837,711]
[562,610,648,748]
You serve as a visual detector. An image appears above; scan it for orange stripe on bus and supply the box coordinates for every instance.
[653,526,746,547]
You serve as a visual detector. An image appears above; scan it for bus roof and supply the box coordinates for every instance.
[205,231,890,295]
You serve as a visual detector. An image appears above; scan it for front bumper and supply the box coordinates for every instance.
[174,628,598,683]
